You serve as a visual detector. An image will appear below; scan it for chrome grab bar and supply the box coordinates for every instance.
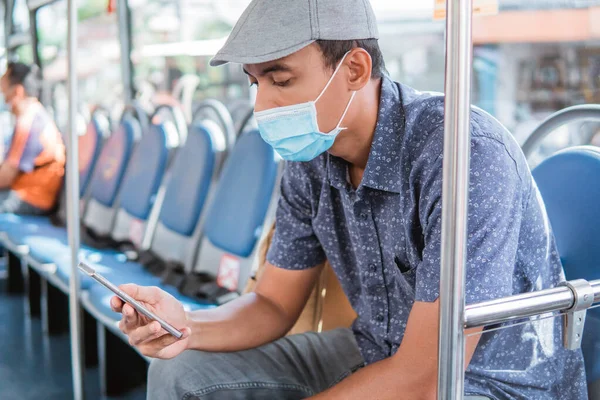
[522,105,600,158]
[465,279,600,350]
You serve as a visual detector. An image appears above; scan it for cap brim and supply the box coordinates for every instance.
[210,40,315,67]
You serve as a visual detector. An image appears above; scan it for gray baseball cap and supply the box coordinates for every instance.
[210,0,379,67]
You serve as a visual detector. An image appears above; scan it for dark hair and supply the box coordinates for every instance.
[6,62,41,98]
[316,39,386,79]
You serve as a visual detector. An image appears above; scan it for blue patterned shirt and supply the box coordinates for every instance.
[267,76,587,399]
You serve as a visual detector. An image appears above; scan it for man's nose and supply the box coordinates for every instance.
[253,90,269,113]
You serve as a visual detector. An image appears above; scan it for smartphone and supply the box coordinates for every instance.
[78,262,183,339]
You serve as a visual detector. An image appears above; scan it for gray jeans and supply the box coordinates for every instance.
[0,190,47,215]
[147,328,490,400]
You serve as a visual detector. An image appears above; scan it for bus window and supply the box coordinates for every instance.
[370,1,600,163]
[10,0,29,37]
[11,44,33,64]
[129,0,249,108]
[37,0,123,122]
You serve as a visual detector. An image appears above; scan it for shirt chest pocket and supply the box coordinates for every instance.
[395,255,417,290]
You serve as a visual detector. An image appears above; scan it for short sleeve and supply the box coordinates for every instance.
[266,164,326,270]
[414,136,526,304]
[5,115,36,172]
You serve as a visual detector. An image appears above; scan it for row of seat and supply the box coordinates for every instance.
[532,145,600,395]
[0,100,280,393]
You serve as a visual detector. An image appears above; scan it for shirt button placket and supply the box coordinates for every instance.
[357,202,388,332]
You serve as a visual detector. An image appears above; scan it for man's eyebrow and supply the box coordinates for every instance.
[243,63,293,78]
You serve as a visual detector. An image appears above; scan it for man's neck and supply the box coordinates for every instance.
[328,78,382,186]
[13,97,38,117]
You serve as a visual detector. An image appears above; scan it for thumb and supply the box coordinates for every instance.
[180,327,191,340]
[119,284,162,305]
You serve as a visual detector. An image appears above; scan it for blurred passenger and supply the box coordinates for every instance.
[0,62,65,215]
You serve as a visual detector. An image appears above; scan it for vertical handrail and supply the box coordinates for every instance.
[66,0,83,398]
[437,0,473,399]
[117,0,134,103]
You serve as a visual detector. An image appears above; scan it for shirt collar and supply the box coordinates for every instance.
[327,75,405,194]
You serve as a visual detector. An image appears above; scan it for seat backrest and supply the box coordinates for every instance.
[532,146,600,385]
[192,129,279,293]
[82,117,141,236]
[146,121,220,265]
[52,112,110,224]
[79,112,110,196]
[532,146,600,281]
[107,122,179,245]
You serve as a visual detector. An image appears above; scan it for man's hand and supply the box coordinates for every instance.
[111,284,191,359]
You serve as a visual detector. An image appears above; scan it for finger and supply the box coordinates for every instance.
[132,323,190,347]
[139,327,191,358]
[119,284,163,305]
[129,321,163,346]
[122,303,140,329]
[110,296,124,313]
[148,331,183,352]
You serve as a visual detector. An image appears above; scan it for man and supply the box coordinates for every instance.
[0,62,65,215]
[113,1,587,399]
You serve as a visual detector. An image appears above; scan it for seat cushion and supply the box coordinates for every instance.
[53,250,145,290]
[21,233,71,264]
[0,214,55,238]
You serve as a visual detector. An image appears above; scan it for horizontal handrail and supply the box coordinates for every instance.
[522,104,600,158]
[464,279,600,329]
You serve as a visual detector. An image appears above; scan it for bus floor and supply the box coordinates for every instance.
[0,260,146,400]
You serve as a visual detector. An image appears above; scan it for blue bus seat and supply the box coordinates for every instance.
[53,122,178,288]
[80,112,110,197]
[83,122,221,322]
[190,129,279,297]
[1,118,141,270]
[0,113,111,247]
[532,146,600,389]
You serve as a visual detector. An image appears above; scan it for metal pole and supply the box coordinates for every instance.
[117,0,134,103]
[465,286,574,328]
[66,0,84,398]
[437,0,473,399]
[464,278,600,329]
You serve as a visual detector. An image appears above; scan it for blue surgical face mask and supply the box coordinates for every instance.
[254,52,356,162]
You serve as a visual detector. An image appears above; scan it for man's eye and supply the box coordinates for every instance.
[249,81,258,87]
[272,79,291,87]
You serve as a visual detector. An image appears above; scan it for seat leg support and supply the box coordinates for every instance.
[83,310,98,367]
[7,251,24,294]
[98,323,147,396]
[24,265,41,317]
[41,279,69,335]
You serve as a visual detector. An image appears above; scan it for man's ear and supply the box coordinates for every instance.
[345,48,373,91]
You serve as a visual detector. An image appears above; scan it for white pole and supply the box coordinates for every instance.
[437,0,474,399]
[117,0,133,103]
[66,0,83,398]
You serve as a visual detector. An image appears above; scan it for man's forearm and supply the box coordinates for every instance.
[185,292,295,353]
[308,356,437,400]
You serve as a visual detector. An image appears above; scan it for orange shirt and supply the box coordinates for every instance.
[5,101,65,211]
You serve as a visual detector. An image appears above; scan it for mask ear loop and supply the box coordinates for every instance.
[315,51,352,104]
[336,91,357,130]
